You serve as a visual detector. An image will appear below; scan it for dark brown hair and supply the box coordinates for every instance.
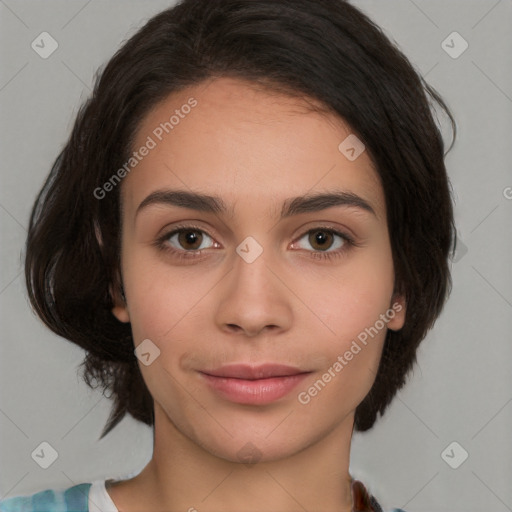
[24,0,457,439]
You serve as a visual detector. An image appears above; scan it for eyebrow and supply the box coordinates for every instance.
[135,189,377,220]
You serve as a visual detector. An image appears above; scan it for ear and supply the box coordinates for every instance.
[112,292,130,323]
[110,271,130,324]
[386,293,406,331]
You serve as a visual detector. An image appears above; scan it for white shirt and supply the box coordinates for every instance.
[88,480,119,512]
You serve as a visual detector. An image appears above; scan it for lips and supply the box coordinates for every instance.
[198,364,311,405]
[201,364,307,380]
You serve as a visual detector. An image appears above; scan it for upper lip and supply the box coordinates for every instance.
[200,364,309,380]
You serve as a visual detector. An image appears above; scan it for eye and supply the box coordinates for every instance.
[292,228,354,259]
[161,227,216,252]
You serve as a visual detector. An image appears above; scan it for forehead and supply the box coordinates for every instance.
[122,77,385,221]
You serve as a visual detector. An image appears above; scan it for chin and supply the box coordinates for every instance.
[184,413,329,466]
[207,435,307,465]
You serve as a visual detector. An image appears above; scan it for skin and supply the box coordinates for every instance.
[109,77,406,512]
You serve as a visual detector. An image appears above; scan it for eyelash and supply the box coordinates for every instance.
[153,224,357,262]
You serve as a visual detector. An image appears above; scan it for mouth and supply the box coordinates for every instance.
[198,364,312,405]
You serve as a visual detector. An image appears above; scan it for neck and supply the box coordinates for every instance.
[109,403,355,512]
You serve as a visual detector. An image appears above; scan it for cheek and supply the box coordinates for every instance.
[122,245,218,340]
[296,277,392,414]
[294,250,395,345]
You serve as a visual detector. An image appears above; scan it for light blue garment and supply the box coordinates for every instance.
[0,482,407,511]
[0,483,91,512]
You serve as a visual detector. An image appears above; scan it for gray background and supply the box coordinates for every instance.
[1,1,511,511]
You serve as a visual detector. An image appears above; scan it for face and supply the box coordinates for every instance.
[112,77,406,463]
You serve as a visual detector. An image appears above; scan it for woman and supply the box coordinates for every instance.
[0,0,456,510]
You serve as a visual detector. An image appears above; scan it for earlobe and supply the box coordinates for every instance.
[112,303,130,323]
[110,277,130,323]
[387,293,406,331]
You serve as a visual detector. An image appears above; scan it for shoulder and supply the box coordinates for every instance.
[0,483,92,512]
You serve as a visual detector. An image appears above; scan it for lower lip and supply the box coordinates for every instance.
[199,372,310,405]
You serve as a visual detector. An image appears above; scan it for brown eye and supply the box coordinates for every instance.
[308,230,335,251]
[177,229,204,250]
[161,228,216,252]
[291,227,354,261]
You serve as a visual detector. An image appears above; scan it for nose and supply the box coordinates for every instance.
[213,245,293,339]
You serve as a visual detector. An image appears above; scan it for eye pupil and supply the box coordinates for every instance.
[179,230,202,250]
[310,230,332,250]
